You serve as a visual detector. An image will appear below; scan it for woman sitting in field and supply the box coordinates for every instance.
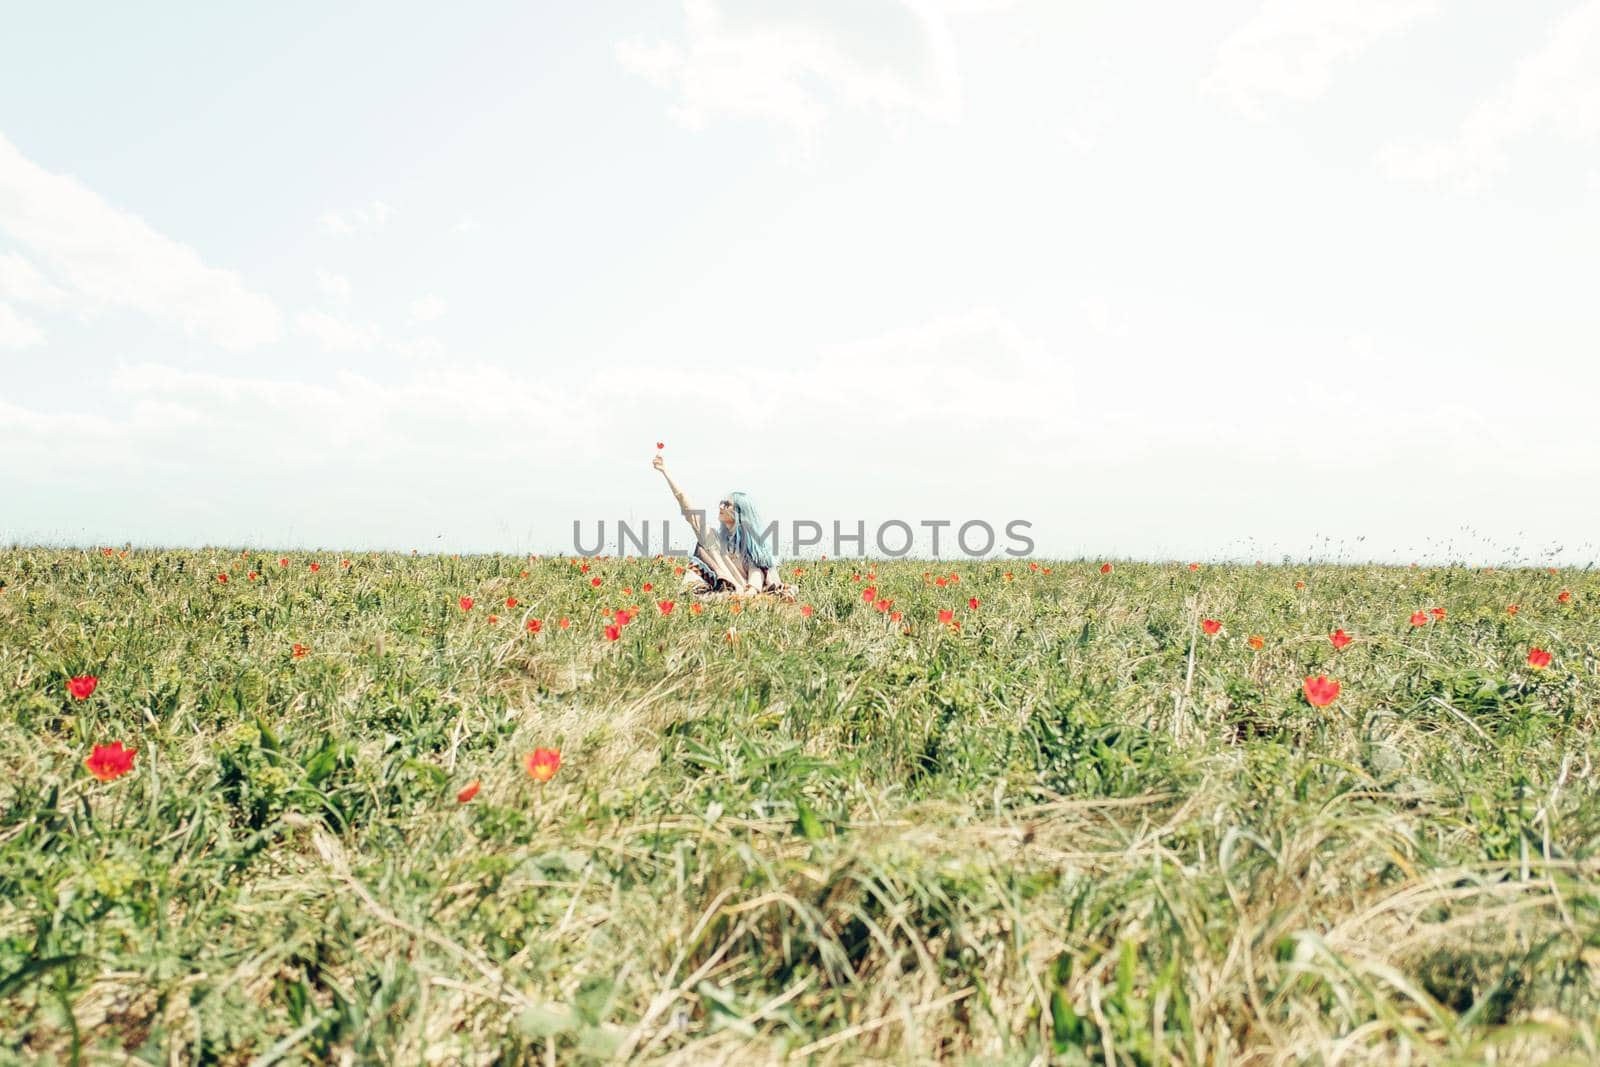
[653,452,796,600]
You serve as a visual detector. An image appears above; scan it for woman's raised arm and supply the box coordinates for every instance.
[653,454,710,545]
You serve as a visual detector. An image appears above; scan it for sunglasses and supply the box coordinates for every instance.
[718,500,733,508]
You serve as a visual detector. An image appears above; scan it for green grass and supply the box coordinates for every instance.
[1,549,1597,1065]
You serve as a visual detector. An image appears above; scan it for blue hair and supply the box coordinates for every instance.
[722,491,776,569]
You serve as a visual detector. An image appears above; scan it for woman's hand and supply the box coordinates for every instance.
[652,454,665,473]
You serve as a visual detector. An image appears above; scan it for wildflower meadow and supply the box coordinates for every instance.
[1,548,1596,1064]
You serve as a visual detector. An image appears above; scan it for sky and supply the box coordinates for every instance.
[2,0,1598,565]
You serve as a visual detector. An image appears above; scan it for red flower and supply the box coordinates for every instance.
[874,598,890,612]
[487,614,499,624]
[1506,604,1519,616]
[526,748,561,782]
[1302,675,1340,707]
[456,780,481,803]
[938,609,955,624]
[656,441,664,450]
[1527,647,1552,670]
[622,586,633,596]
[643,582,653,592]
[580,563,590,573]
[1201,618,1221,636]
[591,577,602,588]
[616,608,633,625]
[341,559,351,568]
[1409,611,1428,626]
[292,643,308,658]
[604,624,621,641]
[247,571,257,581]
[967,596,979,611]
[1558,590,1572,603]
[1188,563,1200,571]
[1247,635,1264,650]
[309,562,320,572]
[1430,607,1445,620]
[527,618,543,633]
[279,558,288,567]
[506,597,518,608]
[674,565,685,575]
[657,600,675,615]
[800,604,813,618]
[558,617,570,629]
[216,572,228,583]
[890,610,902,622]
[1330,629,1352,650]
[101,547,113,556]
[1028,562,1039,571]
[85,741,137,782]
[459,596,474,611]
[862,586,877,602]
[1100,563,1112,574]
[1295,580,1306,590]
[934,577,946,587]
[67,675,99,700]
[690,603,703,615]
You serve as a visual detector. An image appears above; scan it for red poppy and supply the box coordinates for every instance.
[1247,635,1264,650]
[67,675,99,700]
[1302,675,1340,707]
[800,604,813,618]
[1100,563,1112,574]
[1189,563,1200,571]
[457,780,481,803]
[604,624,620,641]
[292,643,308,658]
[621,586,633,596]
[862,586,877,602]
[1295,581,1306,590]
[591,577,602,588]
[580,563,590,573]
[525,748,561,782]
[934,577,946,587]
[1507,604,1519,616]
[1040,568,1050,575]
[643,582,653,592]
[657,601,675,615]
[85,741,136,782]
[1409,611,1428,626]
[690,602,704,615]
[459,596,474,611]
[527,618,543,633]
[890,610,902,622]
[1558,590,1572,603]
[341,559,351,568]
[488,614,499,624]
[967,596,979,611]
[1330,629,1352,650]
[279,558,289,567]
[674,565,685,575]
[506,597,518,608]
[309,562,320,572]
[1028,562,1039,571]
[558,617,570,629]
[1527,648,1552,670]
[656,441,664,450]
[938,609,955,624]
[1201,618,1221,635]
[1430,607,1445,620]
[102,547,113,556]
[617,608,634,625]
[874,598,891,612]
[247,571,257,581]
[521,569,529,577]
[1003,572,1014,581]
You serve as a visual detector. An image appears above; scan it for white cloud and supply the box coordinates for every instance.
[0,302,44,349]
[295,309,381,352]
[315,268,352,303]
[1205,0,1439,120]
[1378,0,1600,190]
[0,132,281,348]
[451,216,481,234]
[319,200,395,236]
[409,293,446,323]
[617,0,971,155]
[0,250,68,308]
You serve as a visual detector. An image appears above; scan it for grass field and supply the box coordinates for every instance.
[1,548,1596,1065]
